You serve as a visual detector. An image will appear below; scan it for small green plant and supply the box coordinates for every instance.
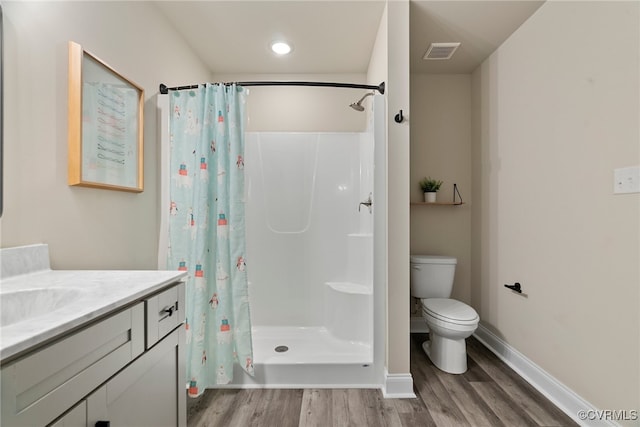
[419,176,443,193]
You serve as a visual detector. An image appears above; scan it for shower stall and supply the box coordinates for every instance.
[158,91,385,388]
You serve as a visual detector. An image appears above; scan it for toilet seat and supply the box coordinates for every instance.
[410,255,457,265]
[422,298,479,326]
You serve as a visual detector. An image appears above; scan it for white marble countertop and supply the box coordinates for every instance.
[0,269,187,362]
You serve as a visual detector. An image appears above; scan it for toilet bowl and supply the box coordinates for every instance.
[421,298,478,374]
[410,255,480,374]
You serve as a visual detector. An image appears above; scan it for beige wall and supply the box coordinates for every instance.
[0,2,211,269]
[410,74,471,305]
[471,0,639,418]
[367,0,412,379]
[384,0,411,376]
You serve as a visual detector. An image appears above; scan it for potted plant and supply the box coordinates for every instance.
[419,177,443,203]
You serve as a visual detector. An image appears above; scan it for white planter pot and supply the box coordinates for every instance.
[424,192,437,203]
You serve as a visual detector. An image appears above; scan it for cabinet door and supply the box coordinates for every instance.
[87,326,186,427]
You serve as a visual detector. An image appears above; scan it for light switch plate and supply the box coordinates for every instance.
[614,166,640,194]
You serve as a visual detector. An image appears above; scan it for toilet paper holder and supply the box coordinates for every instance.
[504,282,522,293]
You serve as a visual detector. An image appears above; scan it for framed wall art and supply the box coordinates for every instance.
[0,4,4,215]
[68,41,144,192]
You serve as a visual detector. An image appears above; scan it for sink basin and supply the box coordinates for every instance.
[1,288,82,327]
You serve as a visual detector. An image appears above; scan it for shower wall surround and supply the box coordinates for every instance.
[245,132,373,331]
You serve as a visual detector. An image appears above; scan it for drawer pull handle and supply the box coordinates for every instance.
[96,421,110,427]
[159,302,178,320]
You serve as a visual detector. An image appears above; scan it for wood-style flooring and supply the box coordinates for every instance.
[187,333,578,426]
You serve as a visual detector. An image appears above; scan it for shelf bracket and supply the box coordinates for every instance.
[453,183,463,205]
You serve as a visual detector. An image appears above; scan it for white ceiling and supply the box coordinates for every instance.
[155,1,386,74]
[155,0,545,76]
[411,1,544,73]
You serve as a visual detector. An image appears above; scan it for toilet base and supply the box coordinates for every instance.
[421,334,468,374]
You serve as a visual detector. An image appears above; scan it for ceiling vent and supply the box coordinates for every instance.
[423,42,461,60]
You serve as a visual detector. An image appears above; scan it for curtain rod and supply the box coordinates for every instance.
[159,81,385,95]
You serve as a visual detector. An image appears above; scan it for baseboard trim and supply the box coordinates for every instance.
[473,324,618,427]
[381,369,416,398]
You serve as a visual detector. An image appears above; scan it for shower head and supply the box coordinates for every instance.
[350,92,374,112]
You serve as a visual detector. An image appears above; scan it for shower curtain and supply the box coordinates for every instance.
[167,84,253,396]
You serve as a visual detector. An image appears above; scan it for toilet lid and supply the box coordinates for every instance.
[422,298,479,324]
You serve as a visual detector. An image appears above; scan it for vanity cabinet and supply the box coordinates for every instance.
[1,281,186,427]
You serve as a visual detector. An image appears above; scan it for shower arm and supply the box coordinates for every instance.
[355,92,374,104]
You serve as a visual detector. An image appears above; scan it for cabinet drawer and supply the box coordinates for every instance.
[1,303,144,427]
[146,282,185,348]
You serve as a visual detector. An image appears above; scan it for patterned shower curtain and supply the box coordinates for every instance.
[167,84,253,396]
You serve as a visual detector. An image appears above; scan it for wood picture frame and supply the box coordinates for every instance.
[68,41,144,192]
[0,5,4,215]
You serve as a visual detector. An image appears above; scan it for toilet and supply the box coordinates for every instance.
[410,255,479,374]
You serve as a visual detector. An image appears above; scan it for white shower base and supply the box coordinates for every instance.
[253,326,371,364]
[218,326,377,389]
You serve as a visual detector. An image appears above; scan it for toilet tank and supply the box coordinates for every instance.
[410,255,457,299]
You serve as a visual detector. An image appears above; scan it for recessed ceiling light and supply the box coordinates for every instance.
[271,41,292,55]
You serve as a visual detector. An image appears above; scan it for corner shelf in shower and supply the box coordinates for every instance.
[347,233,373,238]
[325,282,372,295]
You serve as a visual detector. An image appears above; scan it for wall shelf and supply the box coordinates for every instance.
[411,202,464,206]
[412,183,464,206]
